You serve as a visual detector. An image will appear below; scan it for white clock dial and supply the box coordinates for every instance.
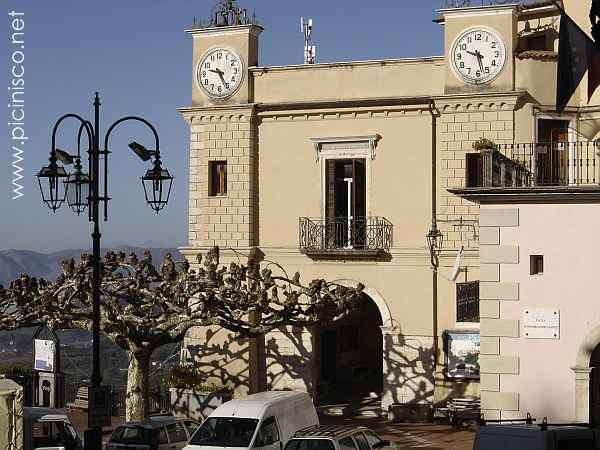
[197,48,243,99]
[451,28,506,85]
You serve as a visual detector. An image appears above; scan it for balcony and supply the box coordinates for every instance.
[440,0,544,8]
[299,217,393,259]
[466,142,598,188]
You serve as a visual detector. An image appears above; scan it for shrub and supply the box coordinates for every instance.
[0,366,34,377]
[167,365,231,394]
[472,137,497,151]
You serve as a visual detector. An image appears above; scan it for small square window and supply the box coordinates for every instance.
[209,161,227,196]
[530,255,544,275]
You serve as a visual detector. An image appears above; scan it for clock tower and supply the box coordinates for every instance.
[440,4,517,94]
[189,23,262,107]
[180,6,262,252]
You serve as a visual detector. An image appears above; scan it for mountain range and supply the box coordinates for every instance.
[0,247,182,286]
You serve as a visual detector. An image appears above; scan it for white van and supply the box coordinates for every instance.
[24,407,83,450]
[184,391,319,450]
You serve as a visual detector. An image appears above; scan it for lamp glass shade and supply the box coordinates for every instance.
[142,165,174,213]
[64,170,90,215]
[426,226,444,256]
[37,163,69,212]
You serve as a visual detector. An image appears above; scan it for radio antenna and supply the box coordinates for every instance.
[301,17,316,64]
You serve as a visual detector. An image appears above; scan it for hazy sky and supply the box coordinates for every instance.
[2,0,443,253]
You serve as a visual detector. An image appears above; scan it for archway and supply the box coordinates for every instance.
[316,290,385,405]
[590,344,600,426]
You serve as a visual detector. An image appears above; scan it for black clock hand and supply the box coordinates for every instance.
[216,70,227,87]
[475,51,484,71]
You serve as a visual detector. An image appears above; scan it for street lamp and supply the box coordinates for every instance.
[36,93,174,450]
[426,221,444,376]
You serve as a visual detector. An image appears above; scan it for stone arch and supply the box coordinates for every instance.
[573,325,600,422]
[331,279,393,328]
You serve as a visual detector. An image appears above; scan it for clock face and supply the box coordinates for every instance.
[451,28,506,85]
[197,48,244,99]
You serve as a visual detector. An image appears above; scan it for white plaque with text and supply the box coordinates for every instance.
[523,308,560,339]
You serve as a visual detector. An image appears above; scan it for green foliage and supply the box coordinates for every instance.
[0,365,34,377]
[167,365,232,393]
[472,137,497,151]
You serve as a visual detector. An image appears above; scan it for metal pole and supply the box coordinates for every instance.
[89,92,103,450]
[429,99,439,370]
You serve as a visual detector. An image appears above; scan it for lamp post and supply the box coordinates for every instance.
[426,221,443,371]
[36,92,174,450]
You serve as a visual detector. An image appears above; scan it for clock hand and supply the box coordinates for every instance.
[216,70,227,87]
[475,51,484,71]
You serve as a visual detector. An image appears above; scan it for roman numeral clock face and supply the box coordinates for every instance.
[451,28,506,85]
[197,48,243,99]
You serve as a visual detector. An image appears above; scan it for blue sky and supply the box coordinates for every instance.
[2,0,443,253]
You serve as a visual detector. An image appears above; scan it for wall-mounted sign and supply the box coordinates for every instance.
[524,308,560,339]
[444,331,480,379]
[34,339,55,372]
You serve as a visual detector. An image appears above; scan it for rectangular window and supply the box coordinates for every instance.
[324,158,366,249]
[530,255,544,275]
[443,331,480,379]
[465,153,483,187]
[209,161,227,196]
[456,281,479,323]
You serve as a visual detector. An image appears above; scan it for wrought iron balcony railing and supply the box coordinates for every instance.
[299,216,393,257]
[441,0,546,8]
[465,142,599,188]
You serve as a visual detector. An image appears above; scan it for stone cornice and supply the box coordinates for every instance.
[449,186,600,204]
[178,104,257,124]
[433,90,526,113]
[185,24,263,37]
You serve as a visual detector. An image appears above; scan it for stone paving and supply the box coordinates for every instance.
[66,411,476,450]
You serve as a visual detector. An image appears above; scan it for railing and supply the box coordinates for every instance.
[441,0,546,7]
[299,216,393,256]
[468,142,598,188]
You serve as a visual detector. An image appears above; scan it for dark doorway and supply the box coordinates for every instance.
[537,119,569,185]
[325,159,367,249]
[317,293,383,404]
[590,343,600,426]
[320,330,337,383]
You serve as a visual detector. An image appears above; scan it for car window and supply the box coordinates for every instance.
[353,433,370,450]
[158,427,169,445]
[185,420,199,437]
[339,437,357,450]
[110,426,152,445]
[363,431,383,449]
[167,423,188,443]
[557,439,595,450]
[255,417,280,447]
[189,417,259,447]
[284,439,336,450]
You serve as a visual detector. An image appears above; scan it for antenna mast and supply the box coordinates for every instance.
[301,17,316,64]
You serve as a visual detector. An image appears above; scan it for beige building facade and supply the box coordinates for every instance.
[179,0,600,417]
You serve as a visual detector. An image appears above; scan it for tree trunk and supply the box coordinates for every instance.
[125,349,151,422]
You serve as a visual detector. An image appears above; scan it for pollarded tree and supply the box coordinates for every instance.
[0,247,364,421]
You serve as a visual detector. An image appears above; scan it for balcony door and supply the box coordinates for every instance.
[325,158,366,249]
[537,119,569,185]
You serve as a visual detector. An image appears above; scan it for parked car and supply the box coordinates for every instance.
[473,420,599,450]
[106,415,199,450]
[284,425,390,450]
[23,407,84,450]
[185,391,319,450]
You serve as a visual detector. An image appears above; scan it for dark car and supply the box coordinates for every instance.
[106,415,199,450]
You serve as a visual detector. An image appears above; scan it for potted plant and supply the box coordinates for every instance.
[472,137,497,151]
[168,365,233,421]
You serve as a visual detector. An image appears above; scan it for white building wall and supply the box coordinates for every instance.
[484,202,600,422]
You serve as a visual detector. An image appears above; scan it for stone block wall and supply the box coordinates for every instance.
[436,96,520,251]
[183,106,258,248]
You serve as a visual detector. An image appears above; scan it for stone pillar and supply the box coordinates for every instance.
[573,366,592,422]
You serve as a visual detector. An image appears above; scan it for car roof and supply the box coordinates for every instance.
[479,423,595,438]
[23,407,70,421]
[292,425,371,439]
[116,415,195,429]
[212,391,312,419]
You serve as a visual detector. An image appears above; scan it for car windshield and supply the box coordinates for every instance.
[110,426,152,445]
[285,439,336,450]
[189,417,259,447]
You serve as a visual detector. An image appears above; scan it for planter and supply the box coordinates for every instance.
[170,387,233,421]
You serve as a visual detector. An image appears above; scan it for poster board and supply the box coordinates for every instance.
[444,331,480,379]
[34,339,55,372]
